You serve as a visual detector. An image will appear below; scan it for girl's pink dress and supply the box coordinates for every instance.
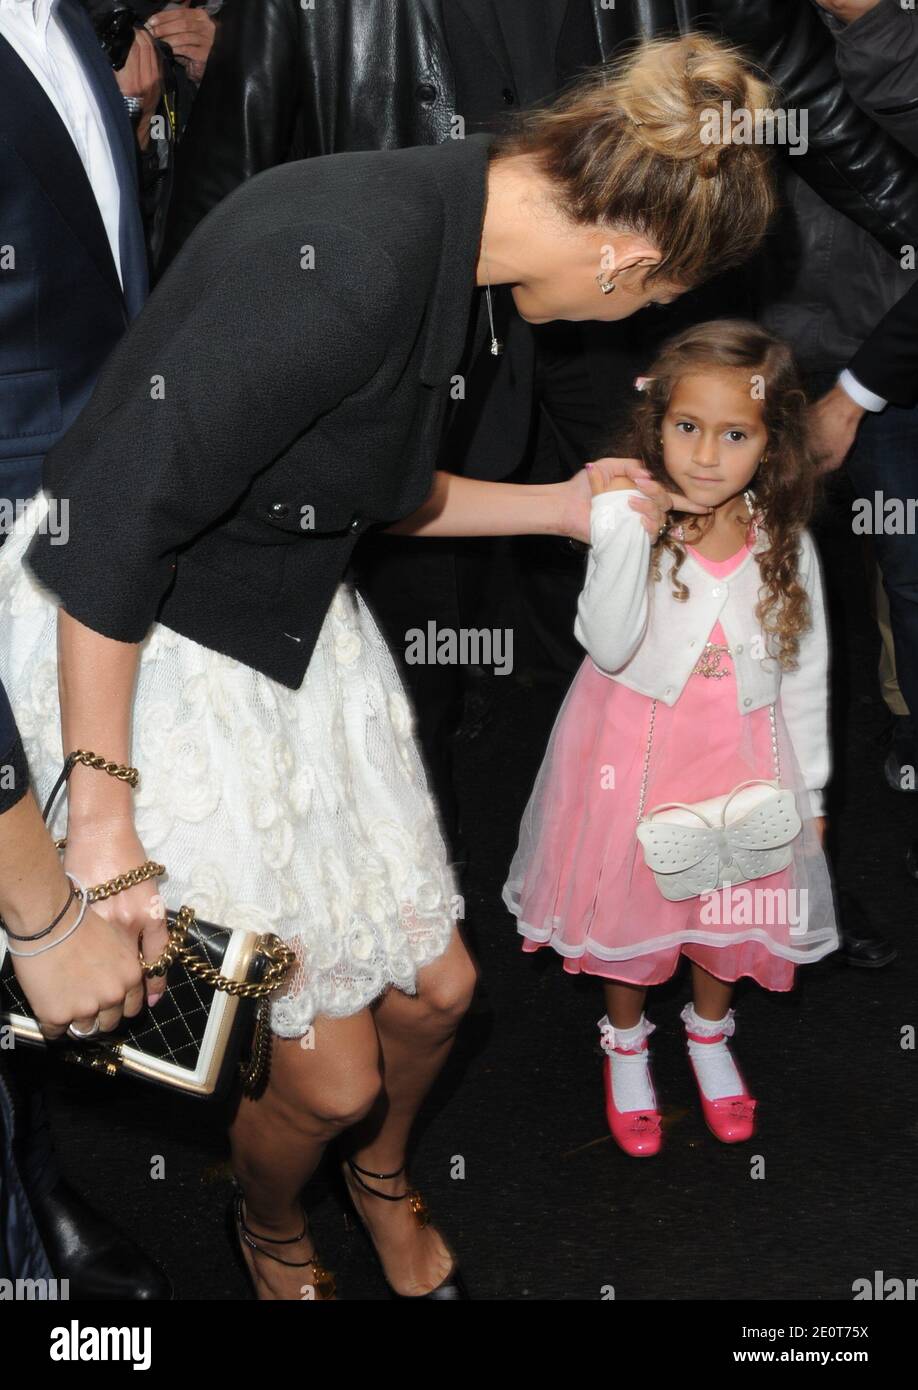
[502,540,839,990]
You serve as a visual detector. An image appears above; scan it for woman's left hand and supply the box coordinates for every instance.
[559,456,713,542]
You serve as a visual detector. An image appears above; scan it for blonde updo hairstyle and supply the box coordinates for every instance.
[489,34,779,288]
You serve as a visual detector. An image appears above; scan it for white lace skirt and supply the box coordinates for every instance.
[0,497,460,1037]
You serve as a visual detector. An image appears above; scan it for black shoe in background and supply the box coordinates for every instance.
[31,1179,172,1300]
[836,890,898,969]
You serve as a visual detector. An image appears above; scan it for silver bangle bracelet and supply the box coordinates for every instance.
[5,875,88,958]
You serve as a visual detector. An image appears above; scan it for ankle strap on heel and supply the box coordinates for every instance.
[233,1192,336,1296]
[345,1157,430,1226]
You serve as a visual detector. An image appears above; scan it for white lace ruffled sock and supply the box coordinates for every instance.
[681,1002,744,1100]
[598,1014,658,1113]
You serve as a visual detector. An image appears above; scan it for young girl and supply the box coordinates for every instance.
[503,320,840,1156]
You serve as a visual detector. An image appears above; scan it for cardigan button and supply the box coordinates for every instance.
[735,643,744,654]
[270,502,290,519]
[743,697,752,707]
[502,88,516,104]
[711,585,724,597]
[348,514,363,533]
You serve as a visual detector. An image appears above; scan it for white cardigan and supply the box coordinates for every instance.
[573,490,830,817]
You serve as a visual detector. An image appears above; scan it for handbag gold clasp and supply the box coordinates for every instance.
[63,1042,124,1078]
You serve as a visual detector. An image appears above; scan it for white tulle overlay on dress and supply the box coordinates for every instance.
[0,496,460,1037]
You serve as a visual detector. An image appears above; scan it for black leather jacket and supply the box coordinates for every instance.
[161,0,918,270]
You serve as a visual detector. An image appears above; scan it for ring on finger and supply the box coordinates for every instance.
[68,1017,101,1040]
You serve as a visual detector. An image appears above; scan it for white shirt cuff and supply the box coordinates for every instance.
[838,369,887,414]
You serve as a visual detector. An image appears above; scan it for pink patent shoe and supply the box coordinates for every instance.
[682,1008,758,1144]
[598,1015,663,1158]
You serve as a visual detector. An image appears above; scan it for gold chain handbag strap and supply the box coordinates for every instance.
[140,904,296,997]
[139,905,296,1099]
[85,860,165,905]
[176,917,295,1098]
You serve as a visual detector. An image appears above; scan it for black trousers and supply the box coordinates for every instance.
[352,322,610,861]
[351,532,504,867]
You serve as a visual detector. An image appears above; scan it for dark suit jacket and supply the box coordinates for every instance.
[28,135,494,689]
[848,277,918,409]
[0,0,148,504]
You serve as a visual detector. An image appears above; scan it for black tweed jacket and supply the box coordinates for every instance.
[27,134,494,688]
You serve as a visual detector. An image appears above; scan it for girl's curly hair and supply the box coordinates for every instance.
[624,320,821,670]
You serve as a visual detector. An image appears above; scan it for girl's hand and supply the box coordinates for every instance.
[813,816,826,847]
[11,905,146,1041]
[64,820,170,1007]
[585,458,714,538]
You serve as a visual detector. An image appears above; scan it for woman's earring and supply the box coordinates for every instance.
[596,273,616,295]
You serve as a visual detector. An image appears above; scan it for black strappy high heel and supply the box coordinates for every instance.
[229,1190,336,1300]
[342,1157,469,1300]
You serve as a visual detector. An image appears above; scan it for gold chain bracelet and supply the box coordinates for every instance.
[67,750,139,788]
[85,860,165,905]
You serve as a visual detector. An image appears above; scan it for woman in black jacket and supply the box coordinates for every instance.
[0,37,776,1299]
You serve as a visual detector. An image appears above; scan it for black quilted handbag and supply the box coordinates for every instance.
[0,758,296,1099]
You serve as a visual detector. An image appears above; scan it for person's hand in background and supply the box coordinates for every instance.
[114,25,163,150]
[146,2,217,85]
[808,384,866,473]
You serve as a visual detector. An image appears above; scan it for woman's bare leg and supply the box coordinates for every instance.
[230,1008,382,1300]
[342,927,478,1295]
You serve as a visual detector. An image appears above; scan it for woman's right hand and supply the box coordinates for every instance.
[63,819,171,1009]
[12,903,147,1041]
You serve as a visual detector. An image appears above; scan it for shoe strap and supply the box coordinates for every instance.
[347,1156,407,1182]
[237,1194,308,1245]
[235,1194,319,1269]
[685,1031,727,1045]
[346,1156,411,1202]
[345,1159,431,1229]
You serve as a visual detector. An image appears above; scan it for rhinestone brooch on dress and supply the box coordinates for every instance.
[692,642,732,679]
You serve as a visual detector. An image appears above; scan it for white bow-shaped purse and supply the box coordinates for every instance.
[635,703,802,901]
